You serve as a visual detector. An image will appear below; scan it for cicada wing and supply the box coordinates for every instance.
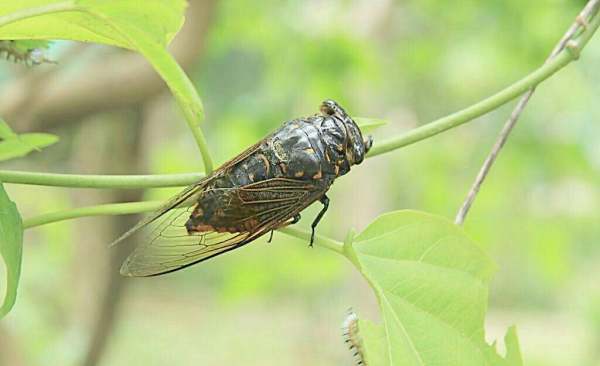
[119,177,329,277]
[113,137,270,249]
[110,181,207,248]
[119,204,254,277]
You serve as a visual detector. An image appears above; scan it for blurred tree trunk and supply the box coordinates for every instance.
[0,325,27,366]
[68,110,145,366]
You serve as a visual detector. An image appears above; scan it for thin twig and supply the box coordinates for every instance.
[22,200,163,229]
[0,170,203,188]
[454,0,600,225]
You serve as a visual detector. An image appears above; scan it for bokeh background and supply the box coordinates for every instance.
[1,0,600,365]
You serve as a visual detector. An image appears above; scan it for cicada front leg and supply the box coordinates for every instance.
[310,195,329,247]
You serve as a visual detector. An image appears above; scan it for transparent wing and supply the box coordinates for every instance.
[119,178,328,277]
[120,204,254,277]
[110,181,207,248]
[112,138,269,250]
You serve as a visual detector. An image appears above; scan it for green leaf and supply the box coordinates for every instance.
[358,318,387,364]
[354,117,387,135]
[345,210,522,366]
[0,132,59,161]
[0,1,185,49]
[0,182,23,318]
[0,118,59,161]
[0,119,17,139]
[0,0,213,171]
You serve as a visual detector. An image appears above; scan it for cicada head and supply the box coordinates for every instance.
[320,100,372,166]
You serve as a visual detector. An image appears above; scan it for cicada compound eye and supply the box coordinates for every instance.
[364,135,373,154]
[320,100,336,116]
[322,99,351,117]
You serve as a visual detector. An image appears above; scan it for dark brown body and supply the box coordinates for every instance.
[186,113,358,234]
[117,100,372,276]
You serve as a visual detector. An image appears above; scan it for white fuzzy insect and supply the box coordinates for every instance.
[342,309,366,366]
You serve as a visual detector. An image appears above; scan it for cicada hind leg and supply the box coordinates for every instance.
[267,214,301,243]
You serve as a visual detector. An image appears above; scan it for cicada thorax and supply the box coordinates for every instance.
[270,118,333,181]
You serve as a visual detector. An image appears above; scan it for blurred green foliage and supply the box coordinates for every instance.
[1,0,600,365]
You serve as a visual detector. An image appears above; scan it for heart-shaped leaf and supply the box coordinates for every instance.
[345,210,522,366]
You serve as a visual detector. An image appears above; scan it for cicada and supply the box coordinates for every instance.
[114,100,373,277]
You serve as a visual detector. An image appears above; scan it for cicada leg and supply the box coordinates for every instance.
[290,213,301,225]
[310,195,329,247]
[268,214,301,243]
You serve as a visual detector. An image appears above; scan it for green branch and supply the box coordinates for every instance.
[367,10,600,158]
[0,170,203,188]
[278,226,344,254]
[23,201,163,229]
[23,200,345,254]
